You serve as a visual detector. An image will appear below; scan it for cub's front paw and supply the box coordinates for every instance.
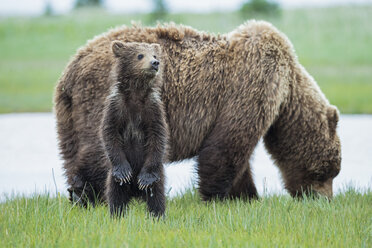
[112,162,132,186]
[137,170,160,190]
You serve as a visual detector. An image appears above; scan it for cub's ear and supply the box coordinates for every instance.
[151,43,161,55]
[327,105,339,136]
[112,40,127,58]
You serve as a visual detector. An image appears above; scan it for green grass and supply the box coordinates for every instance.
[0,189,371,247]
[0,6,372,113]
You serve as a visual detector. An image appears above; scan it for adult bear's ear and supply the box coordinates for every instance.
[327,105,339,137]
[112,40,127,58]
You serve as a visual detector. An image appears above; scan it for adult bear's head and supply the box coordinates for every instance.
[306,105,341,199]
[264,104,341,200]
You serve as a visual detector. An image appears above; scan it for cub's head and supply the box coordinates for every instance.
[111,41,161,81]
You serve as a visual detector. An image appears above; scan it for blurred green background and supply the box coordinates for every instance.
[0,5,371,113]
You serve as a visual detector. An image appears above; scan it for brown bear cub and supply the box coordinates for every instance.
[101,41,167,217]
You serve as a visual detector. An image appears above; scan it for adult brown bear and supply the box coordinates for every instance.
[54,21,341,205]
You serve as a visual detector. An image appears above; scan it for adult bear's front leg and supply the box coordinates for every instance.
[196,83,285,202]
[197,122,259,201]
[197,144,235,201]
[228,167,258,200]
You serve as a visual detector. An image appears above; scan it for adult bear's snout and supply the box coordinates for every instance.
[313,178,333,200]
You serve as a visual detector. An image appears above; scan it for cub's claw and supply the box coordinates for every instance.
[112,163,132,186]
[137,171,160,190]
[138,182,148,191]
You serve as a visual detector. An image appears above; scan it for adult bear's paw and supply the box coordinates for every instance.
[137,170,160,190]
[112,161,132,185]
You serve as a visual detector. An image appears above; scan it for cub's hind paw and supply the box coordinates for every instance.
[112,162,132,185]
[137,171,160,190]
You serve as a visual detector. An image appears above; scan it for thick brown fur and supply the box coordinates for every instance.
[54,21,341,204]
[101,41,167,217]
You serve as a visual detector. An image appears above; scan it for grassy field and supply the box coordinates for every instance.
[0,189,371,247]
[0,6,372,113]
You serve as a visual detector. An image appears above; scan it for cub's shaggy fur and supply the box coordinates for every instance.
[55,21,341,205]
[101,41,167,217]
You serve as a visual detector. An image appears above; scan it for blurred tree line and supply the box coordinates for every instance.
[151,0,168,21]
[240,0,281,18]
[75,0,103,8]
[74,0,168,22]
[73,0,280,20]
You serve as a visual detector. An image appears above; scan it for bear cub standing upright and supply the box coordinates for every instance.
[101,41,167,217]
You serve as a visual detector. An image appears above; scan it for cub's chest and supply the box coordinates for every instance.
[120,113,145,143]
[120,102,147,142]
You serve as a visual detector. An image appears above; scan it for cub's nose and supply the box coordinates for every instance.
[151,59,160,71]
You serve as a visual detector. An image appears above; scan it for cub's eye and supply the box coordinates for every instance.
[137,54,144,60]
[153,55,157,59]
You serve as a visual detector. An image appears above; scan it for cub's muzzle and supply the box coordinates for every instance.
[151,59,160,71]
